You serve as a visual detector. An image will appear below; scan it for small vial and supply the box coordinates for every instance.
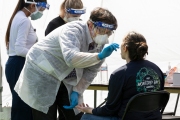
[93,71,100,84]
[166,62,171,75]
[100,62,108,84]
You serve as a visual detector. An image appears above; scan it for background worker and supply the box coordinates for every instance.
[5,0,49,119]
[45,0,85,36]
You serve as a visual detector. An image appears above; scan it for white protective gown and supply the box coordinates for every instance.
[14,21,104,114]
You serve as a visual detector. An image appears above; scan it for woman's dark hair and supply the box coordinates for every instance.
[123,31,148,61]
[90,7,118,30]
[5,0,47,49]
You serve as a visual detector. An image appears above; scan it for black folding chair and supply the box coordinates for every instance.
[97,91,170,120]
[121,91,170,120]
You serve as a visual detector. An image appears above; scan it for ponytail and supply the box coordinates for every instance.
[5,0,25,49]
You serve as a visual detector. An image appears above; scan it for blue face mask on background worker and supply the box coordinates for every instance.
[24,0,50,20]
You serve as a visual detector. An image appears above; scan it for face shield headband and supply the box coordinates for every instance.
[89,19,115,30]
[66,8,86,14]
[25,0,50,10]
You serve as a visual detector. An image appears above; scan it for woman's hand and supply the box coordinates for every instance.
[76,103,93,114]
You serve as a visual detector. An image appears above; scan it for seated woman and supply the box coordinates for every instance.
[76,31,164,120]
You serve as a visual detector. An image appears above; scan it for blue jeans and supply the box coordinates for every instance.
[81,114,119,120]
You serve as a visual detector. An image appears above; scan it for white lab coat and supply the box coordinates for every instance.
[14,21,104,114]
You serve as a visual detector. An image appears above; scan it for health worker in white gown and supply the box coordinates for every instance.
[14,7,119,120]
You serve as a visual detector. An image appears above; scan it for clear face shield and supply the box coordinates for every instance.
[36,2,50,11]
[25,0,50,11]
[25,0,50,26]
[64,8,86,22]
[90,20,115,47]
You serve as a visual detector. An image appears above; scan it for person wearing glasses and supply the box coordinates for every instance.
[5,0,49,120]
[14,7,119,120]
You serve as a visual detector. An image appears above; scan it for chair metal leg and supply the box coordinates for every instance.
[173,94,179,115]
[163,93,180,116]
[97,98,107,108]
[94,90,97,108]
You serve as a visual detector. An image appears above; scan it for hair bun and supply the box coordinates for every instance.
[137,43,148,56]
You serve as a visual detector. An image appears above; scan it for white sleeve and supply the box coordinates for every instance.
[15,18,30,57]
[73,60,104,95]
[60,27,101,68]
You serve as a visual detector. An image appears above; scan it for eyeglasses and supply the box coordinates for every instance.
[95,27,114,36]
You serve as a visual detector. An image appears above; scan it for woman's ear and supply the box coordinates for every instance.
[121,44,128,53]
[124,45,128,52]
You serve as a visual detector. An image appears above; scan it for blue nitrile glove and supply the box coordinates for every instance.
[98,43,119,60]
[63,91,79,109]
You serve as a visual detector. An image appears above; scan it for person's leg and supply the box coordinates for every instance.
[57,115,65,120]
[75,112,84,119]
[57,107,66,120]
[81,114,119,120]
[32,100,57,120]
[56,82,84,120]
[5,56,33,120]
